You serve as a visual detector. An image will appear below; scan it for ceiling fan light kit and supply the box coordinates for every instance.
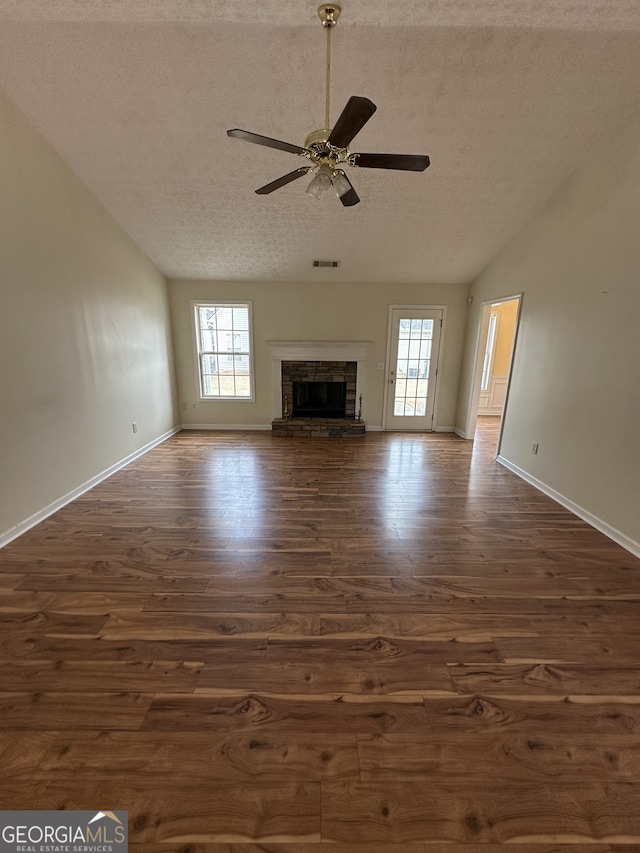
[227,4,430,207]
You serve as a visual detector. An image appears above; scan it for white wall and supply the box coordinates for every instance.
[0,88,179,543]
[169,280,469,430]
[458,111,640,549]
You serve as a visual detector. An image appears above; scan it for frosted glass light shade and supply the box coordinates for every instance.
[332,170,351,198]
[306,164,334,199]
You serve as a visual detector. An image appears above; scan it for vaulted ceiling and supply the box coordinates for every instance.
[1,1,639,283]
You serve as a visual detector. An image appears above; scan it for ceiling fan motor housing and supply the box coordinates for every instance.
[304,129,352,170]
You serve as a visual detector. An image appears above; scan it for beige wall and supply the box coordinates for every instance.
[169,280,469,430]
[0,88,179,542]
[458,111,640,548]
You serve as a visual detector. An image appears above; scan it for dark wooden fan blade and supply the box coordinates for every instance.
[227,128,309,156]
[340,186,360,207]
[354,153,430,171]
[255,168,311,195]
[327,96,377,149]
[337,173,360,207]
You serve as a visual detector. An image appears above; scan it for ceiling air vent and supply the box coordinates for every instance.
[313,260,340,268]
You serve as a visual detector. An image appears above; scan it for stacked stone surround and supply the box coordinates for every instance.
[281,360,357,418]
[273,359,365,437]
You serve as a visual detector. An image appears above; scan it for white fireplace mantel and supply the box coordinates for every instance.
[268,341,371,419]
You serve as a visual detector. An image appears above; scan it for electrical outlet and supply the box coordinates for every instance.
[132,422,138,434]
[531,442,539,455]
[181,402,188,411]
[190,402,198,410]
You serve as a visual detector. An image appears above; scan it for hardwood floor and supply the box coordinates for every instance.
[2,418,640,850]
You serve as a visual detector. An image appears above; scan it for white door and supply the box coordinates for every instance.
[385,308,443,430]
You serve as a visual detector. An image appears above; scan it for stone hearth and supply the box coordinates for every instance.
[272,417,365,438]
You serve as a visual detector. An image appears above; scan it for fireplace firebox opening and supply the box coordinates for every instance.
[280,359,357,420]
[292,381,347,418]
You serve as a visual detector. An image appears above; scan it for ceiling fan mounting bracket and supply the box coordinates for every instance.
[318,4,341,28]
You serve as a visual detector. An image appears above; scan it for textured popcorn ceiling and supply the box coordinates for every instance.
[1,1,639,283]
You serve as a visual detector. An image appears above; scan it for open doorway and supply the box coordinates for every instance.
[465,294,522,454]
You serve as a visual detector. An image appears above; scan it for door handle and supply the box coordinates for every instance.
[389,379,394,384]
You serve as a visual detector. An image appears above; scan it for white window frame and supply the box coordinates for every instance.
[480,311,499,392]
[192,301,255,401]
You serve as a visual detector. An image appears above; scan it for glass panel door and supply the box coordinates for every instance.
[385,308,443,430]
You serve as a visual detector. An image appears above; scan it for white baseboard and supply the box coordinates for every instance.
[0,426,181,550]
[496,455,640,559]
[180,423,272,430]
[434,426,456,433]
[453,427,468,438]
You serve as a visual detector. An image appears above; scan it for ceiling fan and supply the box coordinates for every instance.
[226,4,430,207]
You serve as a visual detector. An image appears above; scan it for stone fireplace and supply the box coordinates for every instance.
[268,341,369,436]
[282,360,356,418]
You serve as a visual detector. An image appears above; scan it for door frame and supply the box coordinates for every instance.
[382,304,447,431]
[464,293,523,453]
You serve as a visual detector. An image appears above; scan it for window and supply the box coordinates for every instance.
[480,311,499,391]
[194,302,254,399]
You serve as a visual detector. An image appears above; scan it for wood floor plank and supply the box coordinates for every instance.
[128,845,430,853]
[0,589,151,613]
[0,778,321,843]
[321,780,640,843]
[449,663,640,695]
[40,730,359,781]
[521,614,636,634]
[408,574,585,597]
[423,694,640,734]
[357,732,640,783]
[540,599,640,618]
[0,729,59,775]
[129,842,428,853]
[100,611,325,640]
[0,692,151,729]
[267,636,503,664]
[127,846,615,853]
[197,659,454,696]
[497,635,640,664]
[200,573,549,604]
[0,635,266,663]
[0,610,109,636]
[8,551,244,578]
[104,610,534,641]
[144,590,549,614]
[0,660,203,692]
[142,693,432,734]
[15,572,211,592]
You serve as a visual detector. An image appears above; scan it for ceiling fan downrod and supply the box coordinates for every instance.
[304,5,348,199]
[318,4,341,132]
